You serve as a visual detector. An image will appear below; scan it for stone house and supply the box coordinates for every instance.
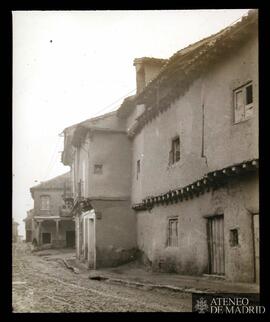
[29,172,75,249]
[61,10,259,283]
[61,112,137,268]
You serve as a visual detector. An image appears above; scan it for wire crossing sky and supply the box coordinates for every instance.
[12,9,250,236]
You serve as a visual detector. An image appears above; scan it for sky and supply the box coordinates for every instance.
[13,9,250,237]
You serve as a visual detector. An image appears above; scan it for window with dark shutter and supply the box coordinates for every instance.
[234,81,254,123]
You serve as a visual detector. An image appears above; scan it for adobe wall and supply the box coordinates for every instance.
[92,199,137,268]
[87,132,132,198]
[136,173,258,282]
[129,35,258,204]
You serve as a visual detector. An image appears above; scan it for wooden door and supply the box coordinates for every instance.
[207,215,225,275]
[253,214,259,283]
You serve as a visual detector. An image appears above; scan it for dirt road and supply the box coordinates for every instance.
[12,243,192,312]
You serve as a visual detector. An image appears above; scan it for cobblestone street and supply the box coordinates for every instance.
[12,243,192,312]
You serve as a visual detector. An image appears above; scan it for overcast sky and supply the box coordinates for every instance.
[13,9,250,236]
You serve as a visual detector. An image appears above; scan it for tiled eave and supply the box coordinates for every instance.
[132,159,258,211]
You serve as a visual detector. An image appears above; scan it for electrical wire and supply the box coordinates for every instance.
[41,87,136,182]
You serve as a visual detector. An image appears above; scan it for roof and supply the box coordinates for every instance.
[30,172,71,193]
[117,9,258,119]
[62,110,127,155]
[133,57,168,66]
[62,110,117,134]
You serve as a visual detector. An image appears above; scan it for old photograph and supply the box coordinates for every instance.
[12,9,260,313]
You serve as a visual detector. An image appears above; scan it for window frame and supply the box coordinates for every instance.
[169,136,180,165]
[40,195,50,210]
[233,81,254,124]
[136,159,140,180]
[229,228,239,247]
[167,217,179,247]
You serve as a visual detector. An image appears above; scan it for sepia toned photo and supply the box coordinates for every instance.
[12,9,260,313]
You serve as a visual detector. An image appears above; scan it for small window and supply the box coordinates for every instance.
[169,136,180,165]
[230,229,239,247]
[234,82,254,123]
[94,164,103,174]
[40,195,50,210]
[167,218,178,247]
[136,160,140,180]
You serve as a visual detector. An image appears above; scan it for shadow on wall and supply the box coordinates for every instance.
[96,247,140,268]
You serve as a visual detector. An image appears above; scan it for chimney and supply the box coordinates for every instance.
[133,57,167,94]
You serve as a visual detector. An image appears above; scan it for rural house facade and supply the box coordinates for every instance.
[28,172,75,249]
[61,112,137,268]
[61,10,259,283]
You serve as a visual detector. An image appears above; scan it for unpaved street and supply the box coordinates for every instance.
[12,243,192,312]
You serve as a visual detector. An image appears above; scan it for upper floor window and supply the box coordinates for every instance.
[40,195,50,210]
[169,136,180,165]
[234,81,254,123]
[94,164,103,174]
[136,160,140,180]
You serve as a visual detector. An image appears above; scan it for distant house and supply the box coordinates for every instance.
[29,172,75,248]
[12,219,19,243]
[61,112,137,268]
[24,209,34,242]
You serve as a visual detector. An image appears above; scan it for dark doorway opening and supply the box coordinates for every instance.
[26,230,32,242]
[42,232,51,244]
[66,231,75,248]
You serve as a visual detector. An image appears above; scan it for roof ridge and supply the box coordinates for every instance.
[63,110,117,132]
[30,171,71,190]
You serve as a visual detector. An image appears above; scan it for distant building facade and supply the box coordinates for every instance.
[62,112,137,268]
[24,209,34,242]
[12,219,19,243]
[28,172,75,249]
[61,10,259,283]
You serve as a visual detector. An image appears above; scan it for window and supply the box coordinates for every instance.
[40,195,50,210]
[169,136,180,165]
[230,229,239,247]
[167,218,178,247]
[234,82,254,123]
[94,164,103,174]
[136,160,140,180]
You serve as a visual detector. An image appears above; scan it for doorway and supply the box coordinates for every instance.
[66,231,75,248]
[42,232,51,244]
[207,215,225,275]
